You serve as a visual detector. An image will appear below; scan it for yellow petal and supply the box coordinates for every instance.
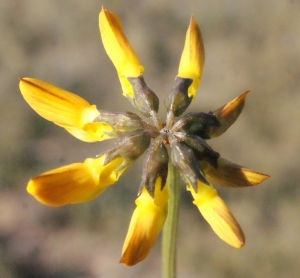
[178,15,205,99]
[208,90,250,138]
[99,7,144,99]
[27,155,126,206]
[189,182,245,248]
[120,179,169,266]
[19,78,114,142]
[201,157,270,188]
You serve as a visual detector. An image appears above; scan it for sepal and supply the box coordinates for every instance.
[140,136,169,196]
[172,111,220,139]
[127,76,159,117]
[164,77,193,117]
[169,135,208,191]
[104,131,151,171]
[93,111,152,137]
[174,133,220,168]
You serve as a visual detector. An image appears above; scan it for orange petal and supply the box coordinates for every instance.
[201,157,270,188]
[208,90,250,138]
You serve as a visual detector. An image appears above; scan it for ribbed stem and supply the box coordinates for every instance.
[162,161,180,278]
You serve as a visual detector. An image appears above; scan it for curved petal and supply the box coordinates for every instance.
[201,157,271,188]
[178,15,205,100]
[27,155,126,206]
[208,91,250,138]
[19,78,114,142]
[120,179,169,266]
[99,7,144,100]
[188,181,245,248]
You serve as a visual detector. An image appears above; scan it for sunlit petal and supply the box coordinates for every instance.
[178,15,205,99]
[120,180,169,266]
[27,155,126,206]
[188,181,245,248]
[19,78,114,142]
[99,7,144,100]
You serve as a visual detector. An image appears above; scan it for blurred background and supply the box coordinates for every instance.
[0,0,299,277]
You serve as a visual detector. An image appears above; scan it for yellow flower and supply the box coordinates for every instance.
[19,78,114,142]
[189,181,245,248]
[20,7,270,267]
[99,7,144,101]
[120,181,169,266]
[27,155,126,206]
[178,15,205,99]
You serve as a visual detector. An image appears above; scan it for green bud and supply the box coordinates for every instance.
[164,77,193,117]
[127,75,159,117]
[104,131,151,171]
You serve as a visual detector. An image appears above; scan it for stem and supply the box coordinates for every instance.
[162,161,180,278]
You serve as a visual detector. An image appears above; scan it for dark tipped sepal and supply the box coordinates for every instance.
[139,136,169,197]
[127,75,159,117]
[104,131,151,171]
[174,132,220,169]
[169,135,208,192]
[164,76,193,117]
[172,111,220,139]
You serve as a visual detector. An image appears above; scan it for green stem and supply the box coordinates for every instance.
[162,161,180,278]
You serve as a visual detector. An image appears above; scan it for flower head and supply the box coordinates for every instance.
[19,7,270,266]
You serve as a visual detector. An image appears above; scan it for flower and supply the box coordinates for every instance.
[19,7,270,266]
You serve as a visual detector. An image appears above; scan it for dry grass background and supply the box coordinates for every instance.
[0,0,300,277]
